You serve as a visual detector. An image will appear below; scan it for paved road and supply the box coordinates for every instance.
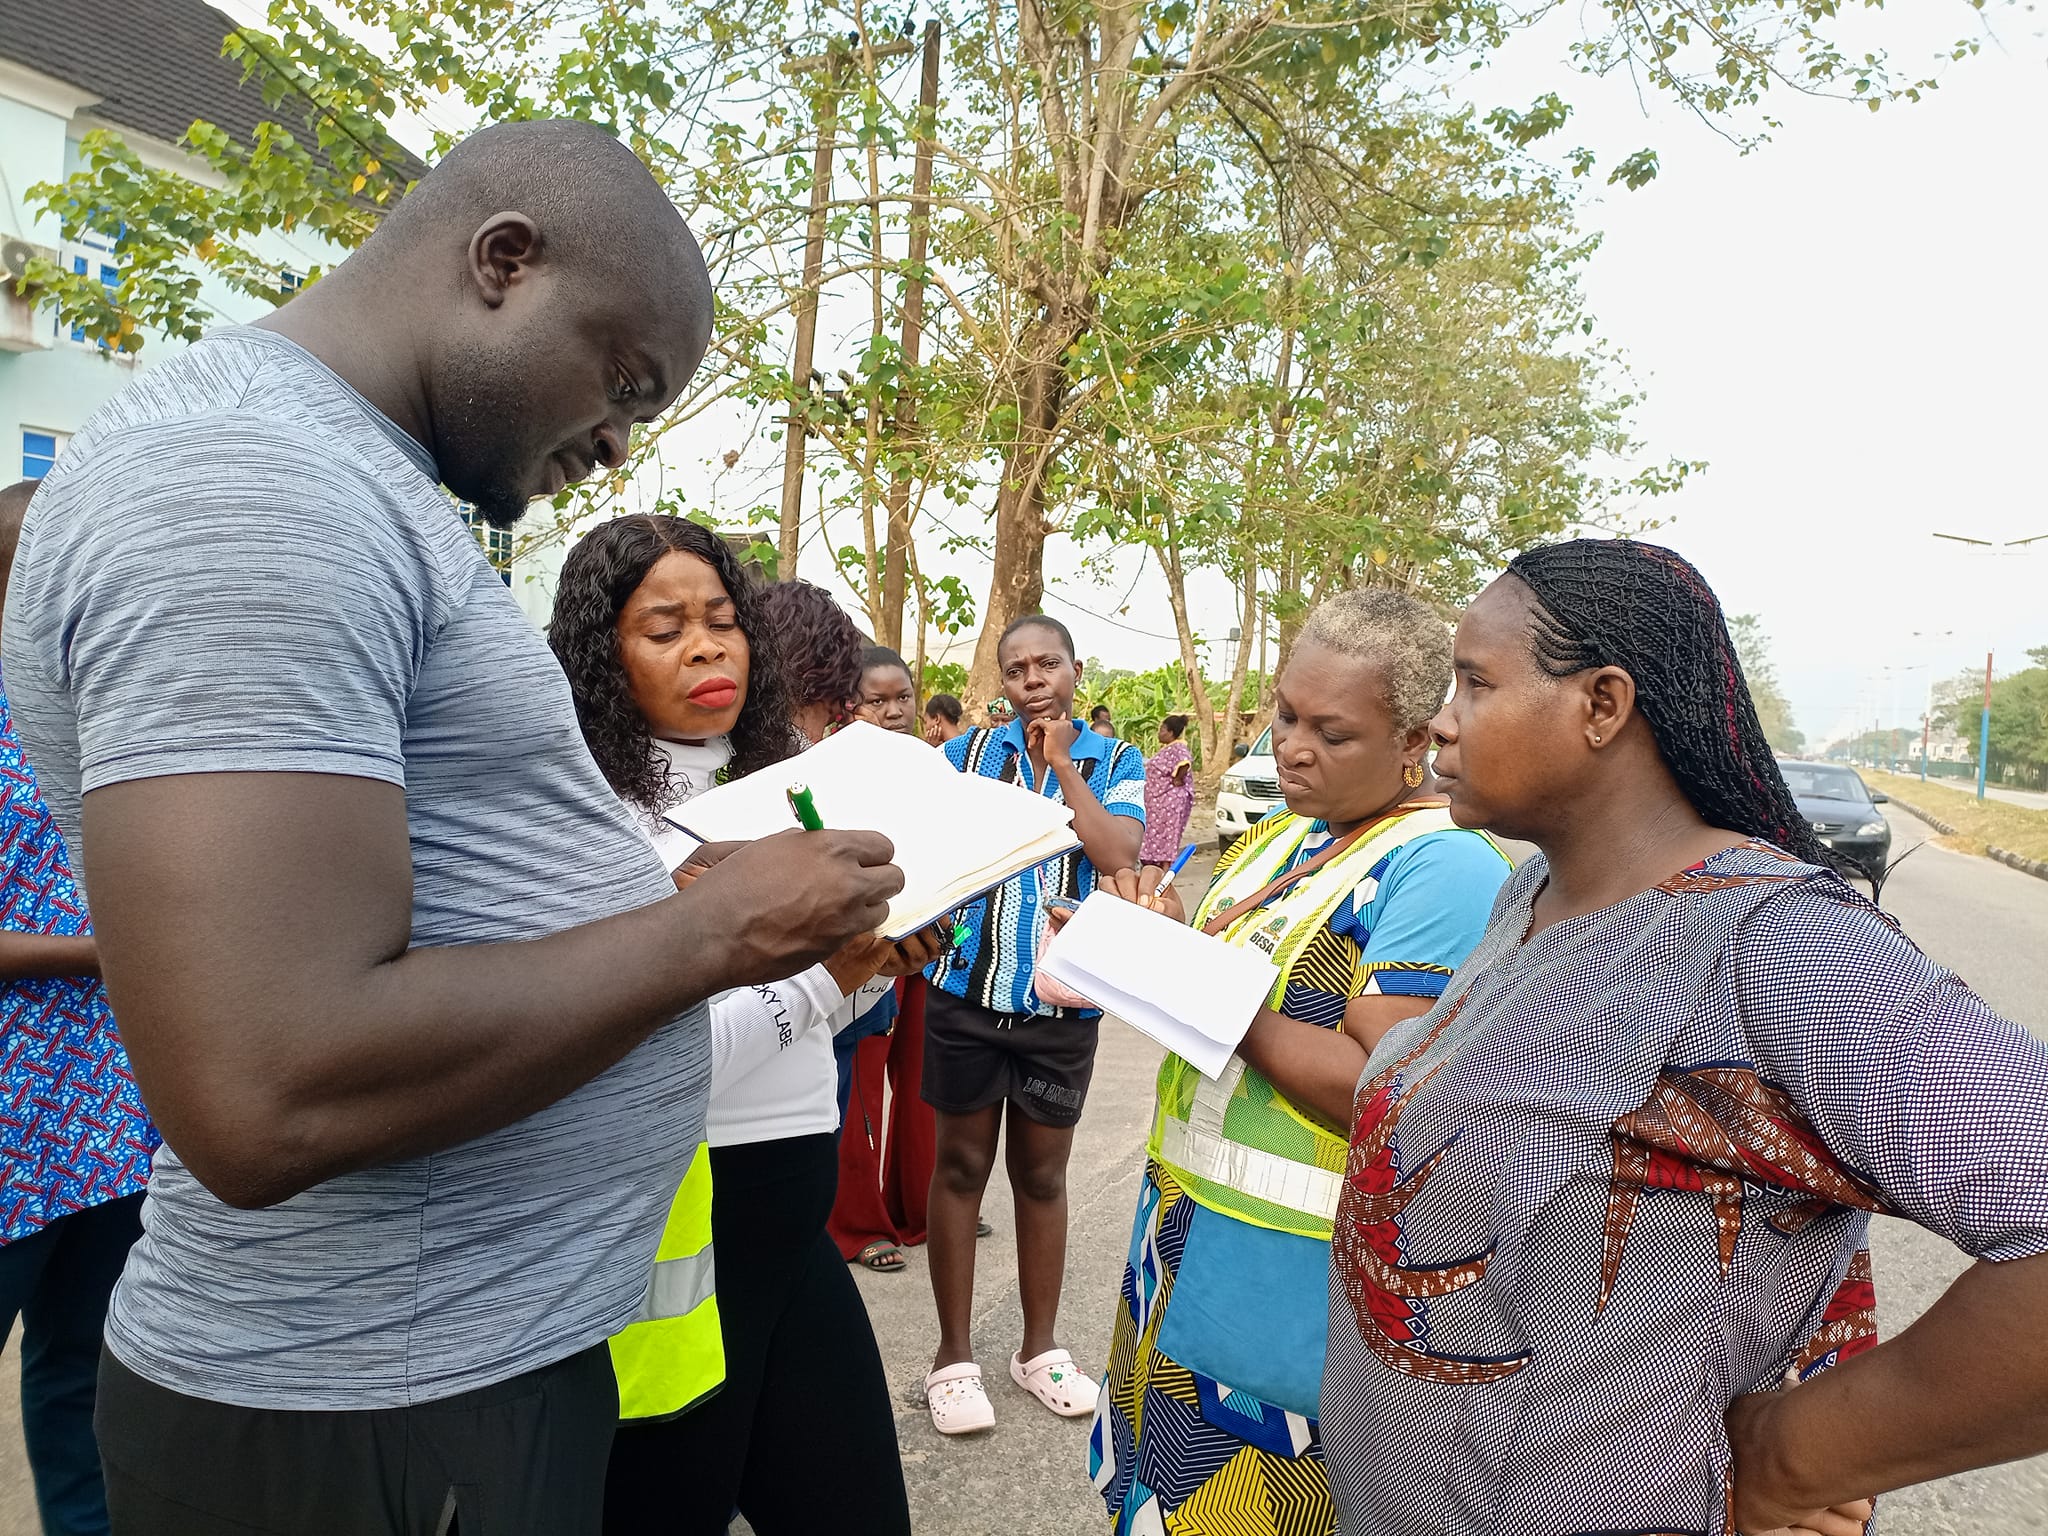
[1985,784,2048,812]
[1861,770,2048,813]
[9,824,2048,1534]
[1855,806,2048,1535]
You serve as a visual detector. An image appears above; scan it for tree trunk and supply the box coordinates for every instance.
[908,534,932,692]
[1152,500,1218,778]
[776,62,843,579]
[1208,558,1261,795]
[880,20,941,652]
[858,110,885,633]
[965,318,1072,710]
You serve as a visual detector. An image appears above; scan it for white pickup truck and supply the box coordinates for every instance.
[1212,726,1285,852]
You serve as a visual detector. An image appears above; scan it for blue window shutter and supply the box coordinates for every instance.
[22,431,59,479]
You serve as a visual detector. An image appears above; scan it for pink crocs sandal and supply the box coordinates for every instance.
[925,1361,996,1435]
[1010,1348,1099,1418]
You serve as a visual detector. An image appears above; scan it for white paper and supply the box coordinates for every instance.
[1037,892,1277,1078]
[661,721,1080,939]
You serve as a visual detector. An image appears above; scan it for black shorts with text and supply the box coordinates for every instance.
[920,986,1101,1128]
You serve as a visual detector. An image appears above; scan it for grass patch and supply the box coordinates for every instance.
[1864,771,2048,864]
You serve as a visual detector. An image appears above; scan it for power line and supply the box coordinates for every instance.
[1038,582,1182,643]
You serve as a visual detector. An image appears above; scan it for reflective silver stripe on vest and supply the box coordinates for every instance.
[631,1248,717,1326]
[1155,1112,1343,1221]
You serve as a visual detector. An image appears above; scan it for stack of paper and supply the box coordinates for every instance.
[1037,891,1278,1078]
[661,721,1080,940]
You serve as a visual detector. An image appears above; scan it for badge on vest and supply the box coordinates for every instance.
[1248,913,1288,956]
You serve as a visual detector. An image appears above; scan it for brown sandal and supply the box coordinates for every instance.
[855,1239,906,1271]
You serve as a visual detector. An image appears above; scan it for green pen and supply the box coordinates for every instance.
[786,782,825,832]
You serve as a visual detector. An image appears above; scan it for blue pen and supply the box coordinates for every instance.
[1168,844,1197,879]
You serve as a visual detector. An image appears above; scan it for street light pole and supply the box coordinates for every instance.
[1888,671,1899,773]
[1921,672,1931,782]
[1978,650,1994,802]
[1928,534,2042,802]
[1903,633,1951,785]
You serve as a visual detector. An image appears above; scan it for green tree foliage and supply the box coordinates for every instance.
[1063,107,1703,782]
[1729,613,1804,756]
[14,0,1995,740]
[1081,663,1270,765]
[1942,657,2048,789]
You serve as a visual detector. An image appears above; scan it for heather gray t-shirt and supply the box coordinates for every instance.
[2,326,707,1410]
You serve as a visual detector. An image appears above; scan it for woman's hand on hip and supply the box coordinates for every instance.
[1728,1386,1874,1536]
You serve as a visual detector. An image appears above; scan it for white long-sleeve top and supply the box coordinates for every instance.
[639,737,882,1147]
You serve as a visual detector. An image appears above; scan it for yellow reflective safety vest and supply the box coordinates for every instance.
[1150,802,1502,1242]
[608,1140,723,1421]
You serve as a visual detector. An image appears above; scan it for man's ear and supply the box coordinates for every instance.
[466,213,541,309]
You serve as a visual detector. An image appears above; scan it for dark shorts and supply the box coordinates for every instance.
[921,986,1101,1128]
[96,1341,618,1535]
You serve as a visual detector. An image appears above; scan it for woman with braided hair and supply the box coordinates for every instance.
[1080,588,1511,1536]
[1319,538,2048,1536]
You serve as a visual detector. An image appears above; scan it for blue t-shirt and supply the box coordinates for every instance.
[1263,820,1515,1020]
[926,719,1146,1017]
[3,327,705,1410]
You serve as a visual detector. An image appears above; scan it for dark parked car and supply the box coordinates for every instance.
[1777,759,1892,882]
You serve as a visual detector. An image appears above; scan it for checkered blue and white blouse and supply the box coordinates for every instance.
[1321,841,2048,1535]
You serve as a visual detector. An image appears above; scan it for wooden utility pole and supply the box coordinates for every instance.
[775,54,844,580]
[776,31,917,582]
[880,18,940,649]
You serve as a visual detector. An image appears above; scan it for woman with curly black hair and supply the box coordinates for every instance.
[548,517,928,1536]
[548,514,795,811]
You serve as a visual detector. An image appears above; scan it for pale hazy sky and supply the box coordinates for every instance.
[1476,5,2048,747]
[1019,1,2048,747]
[218,1,2047,744]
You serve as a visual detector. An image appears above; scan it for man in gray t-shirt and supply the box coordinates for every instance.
[2,120,900,1534]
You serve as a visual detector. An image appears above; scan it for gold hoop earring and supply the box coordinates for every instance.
[1403,762,1425,789]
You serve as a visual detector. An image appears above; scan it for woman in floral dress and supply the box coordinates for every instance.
[1088,593,1510,1536]
[1139,714,1196,868]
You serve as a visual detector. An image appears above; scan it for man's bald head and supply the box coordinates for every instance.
[368,120,712,334]
[350,120,714,527]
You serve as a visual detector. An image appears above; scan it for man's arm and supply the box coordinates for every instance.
[83,771,901,1210]
[0,932,98,981]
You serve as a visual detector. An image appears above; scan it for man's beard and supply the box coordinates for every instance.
[467,481,533,529]
[437,344,545,530]
[440,432,542,529]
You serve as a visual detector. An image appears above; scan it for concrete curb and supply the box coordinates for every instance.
[1885,794,2048,886]
[1886,795,1959,836]
[1988,846,2048,882]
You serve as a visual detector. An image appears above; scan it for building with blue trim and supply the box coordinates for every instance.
[0,0,553,621]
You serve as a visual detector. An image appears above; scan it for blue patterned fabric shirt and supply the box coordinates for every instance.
[927,719,1146,1018]
[0,683,157,1245]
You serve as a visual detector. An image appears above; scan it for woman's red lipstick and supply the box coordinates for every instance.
[687,677,739,708]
